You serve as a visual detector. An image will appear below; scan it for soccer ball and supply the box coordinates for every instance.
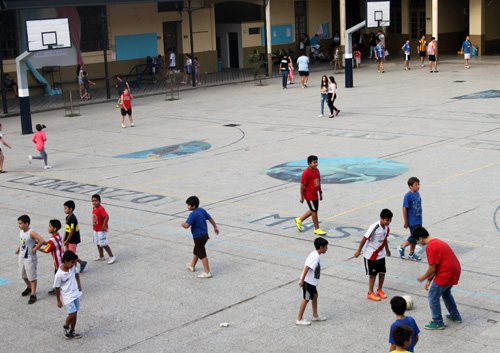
[402,295,414,310]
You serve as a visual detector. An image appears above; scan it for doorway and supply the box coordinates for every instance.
[163,21,181,64]
[228,32,239,68]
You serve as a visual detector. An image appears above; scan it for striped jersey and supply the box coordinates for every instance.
[44,233,64,270]
[363,221,390,260]
[418,39,427,52]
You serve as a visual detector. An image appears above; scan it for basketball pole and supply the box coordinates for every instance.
[15,51,34,135]
[345,21,366,88]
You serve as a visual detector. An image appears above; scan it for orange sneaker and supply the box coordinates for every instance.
[367,292,381,301]
[376,290,387,299]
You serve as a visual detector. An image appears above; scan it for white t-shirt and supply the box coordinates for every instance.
[297,55,310,72]
[363,221,389,261]
[301,250,321,286]
[0,132,3,148]
[169,52,176,67]
[53,266,82,305]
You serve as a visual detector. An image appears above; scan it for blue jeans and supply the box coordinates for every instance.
[428,282,461,324]
[320,93,327,114]
[282,71,289,88]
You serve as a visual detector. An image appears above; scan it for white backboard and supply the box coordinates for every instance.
[366,0,391,28]
[26,18,72,52]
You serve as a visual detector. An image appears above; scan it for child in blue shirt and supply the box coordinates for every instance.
[462,36,472,68]
[402,39,411,71]
[182,196,219,278]
[389,296,420,352]
[398,177,422,261]
[375,40,385,73]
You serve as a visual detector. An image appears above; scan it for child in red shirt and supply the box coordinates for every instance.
[119,88,134,128]
[92,194,116,264]
[42,219,64,295]
[295,155,326,235]
[28,124,52,169]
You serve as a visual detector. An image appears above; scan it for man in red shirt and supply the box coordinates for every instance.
[414,226,462,330]
[295,155,326,235]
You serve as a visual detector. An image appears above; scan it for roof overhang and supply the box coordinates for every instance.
[0,0,177,10]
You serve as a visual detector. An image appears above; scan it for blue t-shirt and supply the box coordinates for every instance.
[310,36,320,46]
[403,191,422,226]
[186,208,211,238]
[297,56,309,71]
[389,316,420,352]
[403,43,410,54]
[375,44,385,58]
[462,41,472,54]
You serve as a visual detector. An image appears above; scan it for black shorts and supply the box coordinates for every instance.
[404,54,410,61]
[376,57,384,63]
[429,55,436,62]
[364,257,386,276]
[419,51,426,57]
[121,108,132,116]
[306,199,319,212]
[298,71,309,77]
[193,234,209,259]
[302,282,317,300]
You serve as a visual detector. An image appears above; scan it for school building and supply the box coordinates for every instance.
[0,0,498,90]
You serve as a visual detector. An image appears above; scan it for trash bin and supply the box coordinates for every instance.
[218,60,222,72]
[471,45,478,56]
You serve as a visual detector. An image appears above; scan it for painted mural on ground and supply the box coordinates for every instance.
[263,157,409,184]
[453,90,500,99]
[115,141,211,159]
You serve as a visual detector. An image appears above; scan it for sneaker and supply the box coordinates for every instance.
[63,326,72,340]
[80,261,87,273]
[28,295,37,304]
[296,319,311,326]
[311,315,327,322]
[430,71,433,73]
[378,70,380,73]
[398,245,405,258]
[304,84,307,88]
[421,64,425,68]
[335,110,340,117]
[121,124,126,128]
[329,114,334,118]
[48,288,56,295]
[446,315,462,323]
[408,253,422,261]
[407,67,411,70]
[376,289,387,299]
[318,114,323,118]
[107,256,116,265]
[302,85,305,88]
[21,287,31,296]
[295,218,302,232]
[93,256,106,261]
[70,330,81,339]
[405,68,409,71]
[314,228,326,235]
[425,321,445,330]
[382,70,385,73]
[197,272,212,278]
[367,292,381,301]
[28,155,32,164]
[434,70,439,73]
[44,165,53,169]
[130,123,135,127]
[186,263,195,272]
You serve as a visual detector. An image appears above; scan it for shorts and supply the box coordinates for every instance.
[78,79,83,85]
[169,66,175,70]
[298,71,309,77]
[377,57,385,63]
[121,108,132,116]
[64,243,78,253]
[429,55,436,62]
[406,224,421,245]
[464,53,471,59]
[65,297,81,314]
[193,234,209,259]
[302,282,317,301]
[419,51,426,57]
[404,54,410,61]
[364,257,386,276]
[93,231,108,247]
[19,256,38,281]
[355,58,361,64]
[306,199,319,213]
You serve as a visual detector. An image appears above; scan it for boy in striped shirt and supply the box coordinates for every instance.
[42,219,64,295]
[354,209,393,301]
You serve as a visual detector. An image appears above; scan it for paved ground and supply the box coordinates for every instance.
[1,54,500,352]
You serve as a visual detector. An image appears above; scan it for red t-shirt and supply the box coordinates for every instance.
[426,238,461,287]
[301,167,320,201]
[121,93,132,109]
[93,205,109,232]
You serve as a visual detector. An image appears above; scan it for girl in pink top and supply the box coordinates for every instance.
[28,124,52,169]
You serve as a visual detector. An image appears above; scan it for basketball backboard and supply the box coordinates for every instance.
[26,18,71,52]
[366,0,391,28]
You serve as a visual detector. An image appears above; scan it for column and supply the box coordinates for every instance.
[340,0,345,46]
[469,0,486,55]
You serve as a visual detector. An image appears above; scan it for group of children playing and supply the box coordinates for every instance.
[16,195,115,339]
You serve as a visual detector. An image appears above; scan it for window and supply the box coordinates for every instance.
[389,0,401,34]
[295,1,307,45]
[249,27,260,35]
[77,6,107,52]
[0,10,19,59]
[158,1,183,12]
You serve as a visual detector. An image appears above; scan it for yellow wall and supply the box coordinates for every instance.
[270,0,295,26]
[242,21,265,48]
[485,0,499,41]
[308,0,332,38]
[180,5,216,54]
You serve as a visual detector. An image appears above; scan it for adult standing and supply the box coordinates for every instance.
[303,35,311,60]
[279,55,291,89]
[414,227,462,330]
[77,64,84,99]
[310,34,320,62]
[296,52,310,88]
[369,32,377,59]
[418,35,427,68]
